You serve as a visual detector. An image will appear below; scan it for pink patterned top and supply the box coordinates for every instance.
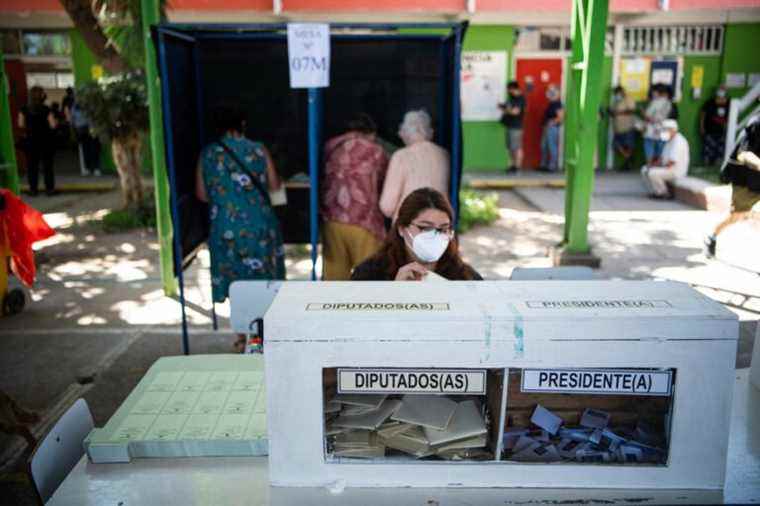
[322,132,389,240]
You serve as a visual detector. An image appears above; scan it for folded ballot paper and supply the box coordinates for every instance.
[326,395,490,461]
[504,405,668,465]
[85,355,268,463]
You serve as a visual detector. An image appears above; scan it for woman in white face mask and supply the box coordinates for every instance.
[351,188,482,281]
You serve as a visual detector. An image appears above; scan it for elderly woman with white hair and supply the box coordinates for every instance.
[379,109,450,220]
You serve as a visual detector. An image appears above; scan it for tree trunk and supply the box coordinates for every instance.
[58,0,127,75]
[111,133,144,209]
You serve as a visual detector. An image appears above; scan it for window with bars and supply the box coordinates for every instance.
[622,25,723,55]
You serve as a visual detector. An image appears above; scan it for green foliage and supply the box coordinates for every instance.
[458,188,500,234]
[96,0,168,69]
[101,202,156,233]
[75,71,148,142]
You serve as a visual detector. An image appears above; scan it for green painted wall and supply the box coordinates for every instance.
[462,25,514,172]
[70,30,100,86]
[679,55,723,165]
[69,29,117,174]
[722,23,760,98]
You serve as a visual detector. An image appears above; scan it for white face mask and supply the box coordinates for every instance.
[406,229,450,263]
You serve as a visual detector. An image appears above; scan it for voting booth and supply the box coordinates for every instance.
[265,281,738,489]
[154,22,465,271]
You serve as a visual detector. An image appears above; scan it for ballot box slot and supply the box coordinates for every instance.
[502,368,676,465]
[322,367,502,463]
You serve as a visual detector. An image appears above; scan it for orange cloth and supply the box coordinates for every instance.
[0,189,55,287]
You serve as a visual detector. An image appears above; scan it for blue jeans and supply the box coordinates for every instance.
[643,137,665,163]
[541,123,560,171]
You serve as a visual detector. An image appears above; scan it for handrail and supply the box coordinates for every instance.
[725,80,760,164]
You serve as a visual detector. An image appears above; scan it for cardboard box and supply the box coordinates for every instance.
[265,281,737,488]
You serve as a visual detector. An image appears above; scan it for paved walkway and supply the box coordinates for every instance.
[1,174,758,504]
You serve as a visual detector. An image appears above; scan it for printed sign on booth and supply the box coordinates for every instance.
[287,23,330,89]
[338,368,486,395]
[521,368,673,396]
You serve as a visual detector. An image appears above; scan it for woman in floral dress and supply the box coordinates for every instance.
[196,106,286,305]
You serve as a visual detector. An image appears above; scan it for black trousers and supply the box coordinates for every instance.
[26,146,55,194]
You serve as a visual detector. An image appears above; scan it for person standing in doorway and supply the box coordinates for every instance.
[609,86,638,171]
[67,95,102,177]
[540,84,563,172]
[17,86,57,196]
[321,113,389,280]
[642,84,673,165]
[641,119,689,199]
[700,85,730,166]
[499,81,526,173]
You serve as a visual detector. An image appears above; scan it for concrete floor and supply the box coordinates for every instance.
[1,173,758,504]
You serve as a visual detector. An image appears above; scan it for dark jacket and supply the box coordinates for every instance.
[721,121,760,192]
[351,255,483,281]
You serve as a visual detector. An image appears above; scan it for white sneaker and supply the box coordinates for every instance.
[81,169,91,176]
[93,170,102,176]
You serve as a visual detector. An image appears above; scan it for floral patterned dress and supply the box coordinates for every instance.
[201,134,285,302]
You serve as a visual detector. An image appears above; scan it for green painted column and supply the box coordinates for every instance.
[564,0,609,254]
[0,52,19,194]
[141,0,176,296]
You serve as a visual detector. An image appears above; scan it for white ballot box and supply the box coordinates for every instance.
[264,281,738,489]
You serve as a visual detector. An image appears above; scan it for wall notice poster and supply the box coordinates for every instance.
[619,57,651,102]
[650,59,681,101]
[726,73,747,88]
[691,66,704,89]
[461,51,507,121]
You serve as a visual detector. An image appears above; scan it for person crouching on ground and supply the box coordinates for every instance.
[641,119,689,199]
[352,187,482,281]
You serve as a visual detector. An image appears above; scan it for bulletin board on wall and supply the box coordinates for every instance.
[619,56,683,102]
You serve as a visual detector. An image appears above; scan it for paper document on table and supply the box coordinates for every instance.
[162,391,200,414]
[423,271,448,282]
[423,400,486,445]
[391,394,457,430]
[333,399,402,430]
[332,393,387,409]
[145,414,187,441]
[212,414,249,440]
[530,404,563,435]
[176,372,210,392]
[580,408,610,429]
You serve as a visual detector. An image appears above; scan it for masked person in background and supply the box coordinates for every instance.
[641,119,690,199]
[539,84,563,172]
[642,84,673,165]
[352,187,482,281]
[700,85,731,166]
[608,86,638,171]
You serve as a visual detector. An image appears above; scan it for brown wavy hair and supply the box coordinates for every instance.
[369,187,477,280]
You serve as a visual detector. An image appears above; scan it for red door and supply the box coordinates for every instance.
[515,58,563,169]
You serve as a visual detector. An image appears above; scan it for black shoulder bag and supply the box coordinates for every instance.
[217,140,272,207]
